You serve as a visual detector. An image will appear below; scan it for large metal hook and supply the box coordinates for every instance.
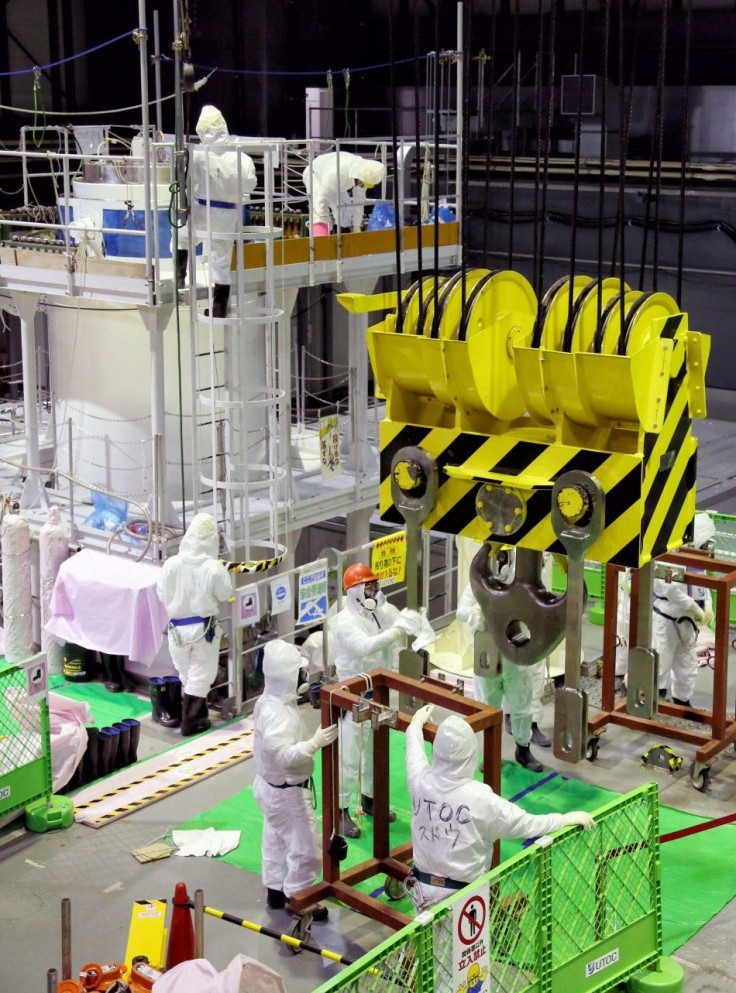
[469,544,568,667]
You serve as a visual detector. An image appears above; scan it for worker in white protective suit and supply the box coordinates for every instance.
[173,105,257,317]
[457,571,544,772]
[156,514,232,736]
[405,707,595,913]
[302,151,385,234]
[253,639,338,919]
[653,513,715,707]
[329,562,423,839]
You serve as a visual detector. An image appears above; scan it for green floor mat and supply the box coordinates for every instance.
[176,730,736,953]
[48,675,150,728]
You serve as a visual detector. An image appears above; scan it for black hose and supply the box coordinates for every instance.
[563,0,588,352]
[388,0,404,331]
[677,0,693,305]
[481,0,498,269]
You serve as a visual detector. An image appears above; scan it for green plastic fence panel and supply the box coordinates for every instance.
[550,561,605,600]
[315,784,661,993]
[701,510,736,623]
[0,655,52,819]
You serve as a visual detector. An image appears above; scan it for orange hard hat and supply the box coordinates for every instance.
[343,563,380,591]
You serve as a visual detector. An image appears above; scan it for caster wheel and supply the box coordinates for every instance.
[384,875,404,901]
[289,913,312,953]
[688,761,711,793]
[586,737,600,762]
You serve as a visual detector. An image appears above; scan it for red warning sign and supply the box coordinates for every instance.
[457,894,486,946]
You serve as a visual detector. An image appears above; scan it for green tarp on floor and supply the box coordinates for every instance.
[49,675,150,728]
[177,729,736,954]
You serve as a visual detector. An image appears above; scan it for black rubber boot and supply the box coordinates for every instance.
[163,676,183,726]
[181,693,211,736]
[672,697,692,707]
[149,678,181,727]
[176,248,188,285]
[112,722,130,768]
[338,808,361,839]
[515,744,544,773]
[658,687,668,699]
[100,653,124,693]
[504,714,512,736]
[102,726,120,770]
[97,729,114,777]
[361,794,397,823]
[267,888,286,909]
[122,719,141,764]
[81,725,99,784]
[205,283,230,318]
[531,723,552,748]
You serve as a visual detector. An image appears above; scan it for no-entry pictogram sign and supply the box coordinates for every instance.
[457,894,487,945]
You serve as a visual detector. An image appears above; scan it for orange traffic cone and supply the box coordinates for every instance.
[165,882,194,969]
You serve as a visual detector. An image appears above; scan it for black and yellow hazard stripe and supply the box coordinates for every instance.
[223,553,285,574]
[379,386,696,570]
[74,732,253,822]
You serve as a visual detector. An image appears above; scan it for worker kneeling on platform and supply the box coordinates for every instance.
[253,638,338,920]
[405,706,595,914]
[330,563,423,839]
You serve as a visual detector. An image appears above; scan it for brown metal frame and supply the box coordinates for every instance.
[589,551,736,769]
[287,668,502,929]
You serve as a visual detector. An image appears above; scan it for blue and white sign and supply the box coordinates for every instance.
[297,561,328,625]
[270,576,292,617]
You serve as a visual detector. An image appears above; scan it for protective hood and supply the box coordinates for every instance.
[196,105,230,145]
[355,159,385,188]
[178,513,220,564]
[693,513,715,550]
[263,639,304,701]
[432,715,477,783]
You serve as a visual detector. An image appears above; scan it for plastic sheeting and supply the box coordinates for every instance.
[152,955,286,993]
[1,513,33,664]
[40,507,69,674]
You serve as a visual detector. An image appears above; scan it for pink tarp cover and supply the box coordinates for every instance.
[45,549,168,664]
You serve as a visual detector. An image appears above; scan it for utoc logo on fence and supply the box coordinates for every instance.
[0,786,10,801]
[585,948,619,978]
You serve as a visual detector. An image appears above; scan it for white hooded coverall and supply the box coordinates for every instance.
[653,513,715,702]
[329,587,401,807]
[302,152,385,232]
[253,641,321,898]
[176,105,257,285]
[457,582,534,746]
[156,514,232,697]
[406,715,566,913]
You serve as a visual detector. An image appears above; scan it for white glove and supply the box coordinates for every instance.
[467,604,484,635]
[560,811,596,831]
[393,608,423,637]
[702,607,714,627]
[412,608,437,652]
[691,604,705,626]
[305,724,338,756]
[410,703,434,728]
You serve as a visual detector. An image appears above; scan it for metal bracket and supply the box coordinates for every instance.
[370,702,398,730]
[351,700,372,723]
[550,470,605,763]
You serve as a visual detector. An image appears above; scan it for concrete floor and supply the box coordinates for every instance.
[2,394,735,992]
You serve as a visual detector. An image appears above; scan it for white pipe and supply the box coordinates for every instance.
[137,0,153,302]
[2,513,34,663]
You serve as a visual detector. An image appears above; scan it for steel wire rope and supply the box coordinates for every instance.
[531,0,546,304]
[413,0,424,316]
[481,0,498,269]
[431,3,441,338]
[676,0,693,305]
[609,0,640,351]
[460,0,474,315]
[638,0,670,293]
[562,0,588,352]
[531,0,558,346]
[596,0,611,330]
[388,0,405,332]
[507,0,521,270]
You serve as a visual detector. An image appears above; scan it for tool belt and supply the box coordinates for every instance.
[267,778,312,790]
[170,615,216,643]
[411,867,467,890]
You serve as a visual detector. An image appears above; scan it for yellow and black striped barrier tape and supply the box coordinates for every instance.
[74,732,253,825]
[222,552,285,574]
[200,903,378,970]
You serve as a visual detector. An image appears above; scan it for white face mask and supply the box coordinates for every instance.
[362,597,377,611]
